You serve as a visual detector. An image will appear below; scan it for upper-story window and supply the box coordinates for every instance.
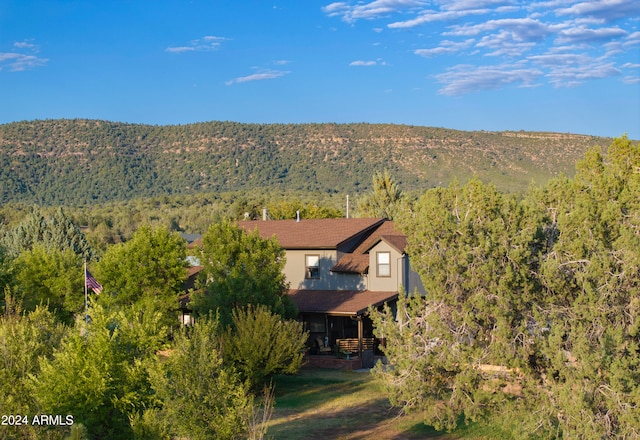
[377,252,391,277]
[305,255,320,279]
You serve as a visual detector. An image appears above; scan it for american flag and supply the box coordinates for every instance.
[85,269,103,294]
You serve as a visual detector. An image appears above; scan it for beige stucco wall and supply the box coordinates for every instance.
[284,249,367,290]
[367,241,403,292]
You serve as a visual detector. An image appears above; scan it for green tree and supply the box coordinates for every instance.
[265,199,343,220]
[374,178,542,432]
[372,136,640,438]
[148,315,254,440]
[1,207,95,260]
[191,221,296,326]
[32,305,167,440]
[0,305,67,437]
[356,170,405,219]
[221,305,308,390]
[10,245,84,323]
[0,245,10,299]
[529,135,640,438]
[95,225,187,326]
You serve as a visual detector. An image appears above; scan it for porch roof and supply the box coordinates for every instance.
[288,289,398,316]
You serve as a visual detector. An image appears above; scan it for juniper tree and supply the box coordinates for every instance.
[372,136,640,438]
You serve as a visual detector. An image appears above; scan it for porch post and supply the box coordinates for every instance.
[357,315,363,364]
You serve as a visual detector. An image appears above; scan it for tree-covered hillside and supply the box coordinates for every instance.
[0,119,612,205]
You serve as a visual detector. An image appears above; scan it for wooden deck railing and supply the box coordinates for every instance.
[336,338,375,353]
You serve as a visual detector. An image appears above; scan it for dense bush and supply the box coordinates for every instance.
[222,305,308,390]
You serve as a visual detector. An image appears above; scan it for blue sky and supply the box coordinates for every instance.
[1,0,639,138]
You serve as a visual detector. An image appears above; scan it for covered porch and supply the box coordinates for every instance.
[288,289,398,369]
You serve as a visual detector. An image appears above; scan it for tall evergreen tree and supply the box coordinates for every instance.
[356,170,405,219]
[1,207,95,260]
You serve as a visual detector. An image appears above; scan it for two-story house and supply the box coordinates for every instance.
[239,217,425,367]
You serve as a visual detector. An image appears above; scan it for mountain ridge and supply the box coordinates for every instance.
[0,119,613,205]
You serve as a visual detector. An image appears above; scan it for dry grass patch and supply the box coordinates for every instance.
[267,368,509,440]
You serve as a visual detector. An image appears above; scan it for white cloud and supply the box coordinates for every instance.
[322,0,425,23]
[435,63,543,95]
[545,61,620,86]
[323,0,639,95]
[166,36,228,53]
[555,25,627,44]
[14,41,38,51]
[528,51,621,86]
[349,58,387,66]
[414,39,475,56]
[350,60,377,66]
[225,70,290,85]
[557,0,640,22]
[440,0,515,12]
[445,18,553,41]
[0,41,47,71]
[388,8,488,28]
[165,46,195,54]
[476,31,537,56]
[624,31,640,46]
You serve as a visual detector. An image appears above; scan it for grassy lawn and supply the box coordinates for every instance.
[267,368,512,440]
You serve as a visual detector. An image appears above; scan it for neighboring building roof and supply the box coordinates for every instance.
[182,265,204,292]
[181,233,202,244]
[288,289,398,315]
[238,218,385,250]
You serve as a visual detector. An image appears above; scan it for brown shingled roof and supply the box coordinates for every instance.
[331,254,370,274]
[238,218,385,249]
[354,221,406,254]
[288,289,398,315]
[331,221,407,274]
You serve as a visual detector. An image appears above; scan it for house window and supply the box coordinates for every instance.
[305,255,320,279]
[377,252,391,277]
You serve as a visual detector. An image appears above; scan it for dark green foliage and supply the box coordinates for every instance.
[0,207,94,260]
[0,119,612,206]
[0,245,10,295]
[221,305,308,390]
[531,135,640,438]
[191,221,297,326]
[372,136,640,438]
[148,315,254,440]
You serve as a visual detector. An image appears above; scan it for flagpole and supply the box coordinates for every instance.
[84,260,88,325]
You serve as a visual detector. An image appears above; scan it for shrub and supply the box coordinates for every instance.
[222,305,308,390]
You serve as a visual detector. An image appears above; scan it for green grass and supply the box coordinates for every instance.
[267,368,513,440]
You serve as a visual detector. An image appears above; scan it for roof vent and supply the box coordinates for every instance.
[296,210,300,222]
